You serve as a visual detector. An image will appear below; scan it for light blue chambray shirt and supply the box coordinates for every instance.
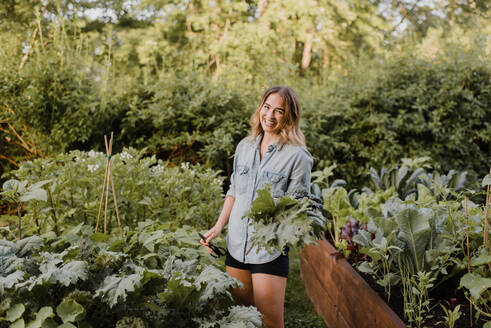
[225,134,313,264]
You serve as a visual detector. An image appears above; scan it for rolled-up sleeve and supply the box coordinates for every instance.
[286,149,313,199]
[225,148,239,198]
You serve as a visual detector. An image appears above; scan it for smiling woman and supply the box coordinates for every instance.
[200,86,313,328]
[259,93,285,132]
[250,86,305,148]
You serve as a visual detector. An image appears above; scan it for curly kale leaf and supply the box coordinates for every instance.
[194,265,239,302]
[245,185,325,255]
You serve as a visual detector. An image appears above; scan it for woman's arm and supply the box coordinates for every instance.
[200,195,235,253]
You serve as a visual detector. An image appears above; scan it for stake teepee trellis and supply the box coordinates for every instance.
[95,132,124,239]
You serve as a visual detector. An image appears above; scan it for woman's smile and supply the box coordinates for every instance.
[260,93,285,134]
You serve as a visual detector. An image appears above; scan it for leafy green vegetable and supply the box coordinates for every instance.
[460,273,491,300]
[245,184,325,255]
[482,174,491,187]
[56,299,85,323]
[194,266,238,302]
[95,268,145,308]
[10,319,25,328]
[26,306,55,328]
[394,207,432,273]
[215,306,262,328]
[6,303,25,322]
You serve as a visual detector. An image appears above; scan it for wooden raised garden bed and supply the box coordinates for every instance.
[300,237,406,328]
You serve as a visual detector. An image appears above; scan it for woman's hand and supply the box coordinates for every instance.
[200,224,223,255]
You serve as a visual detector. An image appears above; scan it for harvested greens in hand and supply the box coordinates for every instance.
[244,184,326,255]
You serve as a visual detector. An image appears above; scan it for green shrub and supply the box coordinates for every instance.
[0,224,261,327]
[299,49,490,185]
[1,27,489,187]
[3,148,224,236]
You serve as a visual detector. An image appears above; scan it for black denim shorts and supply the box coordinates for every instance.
[225,250,289,278]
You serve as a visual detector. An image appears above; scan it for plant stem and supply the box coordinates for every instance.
[33,205,39,233]
[333,216,338,244]
[17,202,22,240]
[486,170,490,260]
[47,188,59,235]
[465,198,473,327]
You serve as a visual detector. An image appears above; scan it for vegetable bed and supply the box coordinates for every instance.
[305,165,491,328]
[300,236,405,328]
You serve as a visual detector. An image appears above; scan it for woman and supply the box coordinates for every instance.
[200,86,312,328]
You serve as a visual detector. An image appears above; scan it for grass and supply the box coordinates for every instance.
[285,247,326,328]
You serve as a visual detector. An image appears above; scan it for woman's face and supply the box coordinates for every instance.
[259,93,285,134]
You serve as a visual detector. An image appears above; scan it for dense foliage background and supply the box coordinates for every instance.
[0,1,490,327]
[1,0,490,186]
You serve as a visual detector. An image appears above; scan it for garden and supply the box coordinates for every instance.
[1,1,490,327]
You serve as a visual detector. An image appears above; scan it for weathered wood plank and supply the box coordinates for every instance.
[300,237,406,328]
[300,253,350,328]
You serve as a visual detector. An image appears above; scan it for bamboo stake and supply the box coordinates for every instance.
[94,133,124,240]
[19,27,38,72]
[95,142,110,233]
[465,198,473,327]
[7,122,36,154]
[103,134,112,234]
[0,154,19,167]
[2,103,15,114]
[109,158,123,239]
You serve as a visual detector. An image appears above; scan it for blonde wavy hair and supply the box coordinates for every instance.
[250,86,306,147]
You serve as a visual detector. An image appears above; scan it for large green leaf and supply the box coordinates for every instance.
[245,185,319,254]
[357,261,375,274]
[460,273,491,300]
[6,303,25,322]
[2,180,25,193]
[416,184,434,205]
[247,197,314,254]
[215,305,262,328]
[371,216,398,236]
[25,306,54,328]
[20,188,47,202]
[194,266,238,302]
[395,207,431,272]
[57,324,77,328]
[21,254,88,290]
[28,180,51,190]
[274,196,297,212]
[42,260,88,287]
[56,299,85,323]
[248,185,275,218]
[482,174,491,187]
[471,253,491,267]
[95,273,142,308]
[17,236,44,256]
[11,319,25,328]
[395,166,409,189]
[0,271,25,294]
[352,230,372,247]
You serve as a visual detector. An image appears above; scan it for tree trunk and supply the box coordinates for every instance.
[323,45,330,69]
[300,31,314,75]
[258,0,267,17]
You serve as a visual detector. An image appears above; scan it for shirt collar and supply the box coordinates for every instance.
[252,134,280,151]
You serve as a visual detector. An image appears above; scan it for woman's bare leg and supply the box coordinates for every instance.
[226,266,254,306]
[251,273,287,328]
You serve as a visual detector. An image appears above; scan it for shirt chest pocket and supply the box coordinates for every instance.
[263,170,287,197]
[236,164,250,195]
